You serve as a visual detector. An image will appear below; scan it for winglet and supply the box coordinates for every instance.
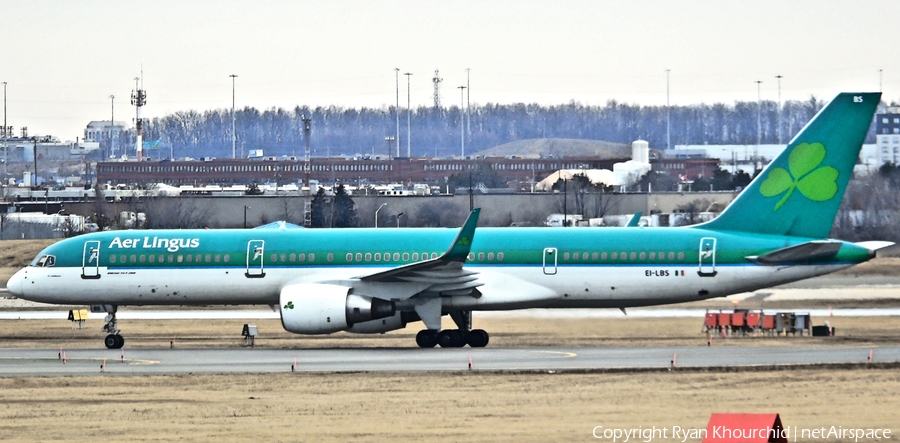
[625,212,643,227]
[442,208,480,262]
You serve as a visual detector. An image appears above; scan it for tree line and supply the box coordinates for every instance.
[138,97,883,161]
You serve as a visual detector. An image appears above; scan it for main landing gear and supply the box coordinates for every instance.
[97,305,125,349]
[415,310,489,348]
[415,329,489,348]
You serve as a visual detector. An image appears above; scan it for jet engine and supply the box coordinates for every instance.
[279,283,395,334]
[347,312,407,334]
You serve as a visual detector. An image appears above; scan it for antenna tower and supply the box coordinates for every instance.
[432,69,442,109]
[130,73,147,162]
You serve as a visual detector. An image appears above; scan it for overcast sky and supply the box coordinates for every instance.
[3,0,898,140]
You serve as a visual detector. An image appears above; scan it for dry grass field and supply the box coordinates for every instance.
[2,239,900,441]
[1,315,899,350]
[1,369,898,442]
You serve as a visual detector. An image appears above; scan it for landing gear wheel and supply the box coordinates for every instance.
[438,329,467,348]
[467,329,489,348]
[415,330,438,348]
[104,334,124,349]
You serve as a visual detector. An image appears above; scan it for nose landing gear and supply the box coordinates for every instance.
[95,305,125,349]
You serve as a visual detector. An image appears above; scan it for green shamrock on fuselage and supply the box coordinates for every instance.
[759,142,838,211]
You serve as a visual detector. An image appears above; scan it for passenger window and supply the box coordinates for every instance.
[393,253,400,261]
[601,252,608,260]
[668,252,675,260]
[488,252,494,261]
[611,252,617,260]
[402,253,409,261]
[592,252,598,260]
[309,253,316,262]
[110,255,117,263]
[678,252,685,261]
[356,253,363,262]
[639,252,646,260]
[412,253,419,261]
[346,253,353,262]
[374,253,381,261]
[327,253,334,262]
[564,252,571,260]
[290,253,296,262]
[630,252,636,260]
[478,252,485,261]
[299,253,306,262]
[431,253,438,259]
[365,253,372,261]
[149,255,155,263]
[177,255,183,263]
[186,255,192,263]
[497,252,504,261]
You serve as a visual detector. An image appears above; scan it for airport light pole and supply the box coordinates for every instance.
[775,75,782,144]
[404,72,412,157]
[230,74,238,159]
[466,68,471,138]
[395,68,400,158]
[375,203,387,228]
[458,86,466,157]
[2,81,6,177]
[109,95,115,158]
[665,69,671,150]
[396,212,404,228]
[755,80,762,161]
[243,205,250,229]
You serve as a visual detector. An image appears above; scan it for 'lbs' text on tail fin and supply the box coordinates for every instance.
[696,92,880,238]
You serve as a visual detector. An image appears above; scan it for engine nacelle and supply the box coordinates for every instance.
[279,283,395,334]
[346,312,407,334]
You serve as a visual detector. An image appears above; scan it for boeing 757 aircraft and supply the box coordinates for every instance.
[7,92,887,349]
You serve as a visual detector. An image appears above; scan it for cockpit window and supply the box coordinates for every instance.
[35,255,56,267]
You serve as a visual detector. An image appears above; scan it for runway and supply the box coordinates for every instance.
[1,345,898,376]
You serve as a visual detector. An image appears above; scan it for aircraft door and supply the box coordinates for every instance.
[542,247,558,275]
[246,240,266,278]
[698,237,717,277]
[81,240,101,279]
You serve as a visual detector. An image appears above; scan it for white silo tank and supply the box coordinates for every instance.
[631,140,650,163]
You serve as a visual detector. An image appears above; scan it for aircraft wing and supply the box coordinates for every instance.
[746,240,844,266]
[355,208,482,297]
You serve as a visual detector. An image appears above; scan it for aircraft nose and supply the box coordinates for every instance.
[6,268,26,298]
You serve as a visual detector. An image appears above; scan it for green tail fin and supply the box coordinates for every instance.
[696,92,880,238]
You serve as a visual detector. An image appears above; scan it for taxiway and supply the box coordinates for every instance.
[1,345,898,376]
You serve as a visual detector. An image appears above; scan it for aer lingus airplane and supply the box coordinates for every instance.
[7,92,887,349]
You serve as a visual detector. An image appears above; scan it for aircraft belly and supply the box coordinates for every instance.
[23,267,281,305]
[491,264,849,310]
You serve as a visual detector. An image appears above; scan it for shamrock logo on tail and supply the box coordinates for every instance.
[759,142,838,211]
[283,301,295,310]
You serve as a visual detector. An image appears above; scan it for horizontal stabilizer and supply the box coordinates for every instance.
[746,240,844,266]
